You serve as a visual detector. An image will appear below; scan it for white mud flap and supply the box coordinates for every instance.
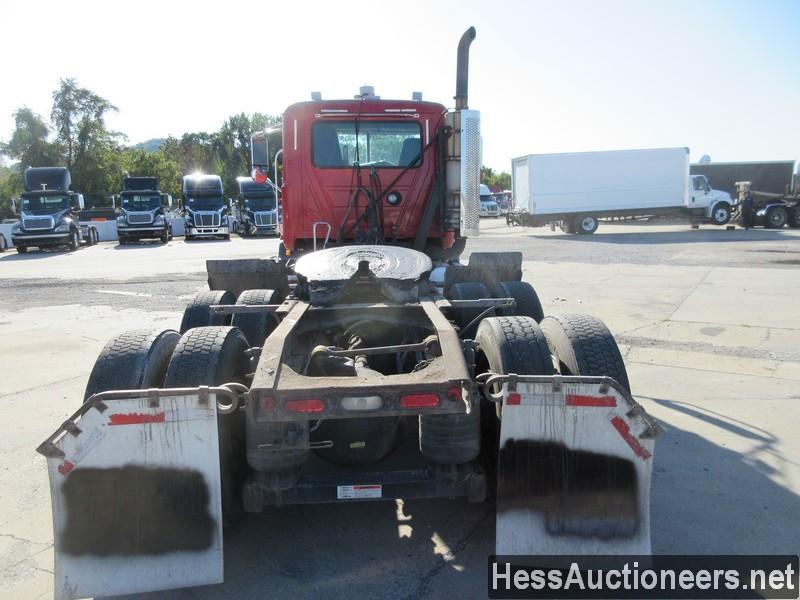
[494,376,661,556]
[37,391,225,600]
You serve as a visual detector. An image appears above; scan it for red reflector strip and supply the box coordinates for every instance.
[566,394,616,407]
[506,392,521,405]
[400,394,440,408]
[108,412,165,426]
[610,416,651,460]
[284,399,325,413]
[58,461,75,475]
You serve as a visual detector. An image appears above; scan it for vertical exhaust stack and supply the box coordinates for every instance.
[445,27,481,239]
[455,27,476,110]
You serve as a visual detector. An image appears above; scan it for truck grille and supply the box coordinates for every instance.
[127,212,153,225]
[22,217,54,231]
[254,212,275,227]
[195,212,220,227]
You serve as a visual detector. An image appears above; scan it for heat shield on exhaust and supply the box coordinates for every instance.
[37,393,224,600]
[495,376,660,556]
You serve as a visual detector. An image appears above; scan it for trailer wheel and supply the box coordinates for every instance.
[447,282,492,333]
[540,313,630,392]
[83,329,181,402]
[164,326,249,525]
[573,215,599,235]
[232,289,284,347]
[180,290,236,334]
[710,202,732,225]
[766,206,788,229]
[494,281,544,323]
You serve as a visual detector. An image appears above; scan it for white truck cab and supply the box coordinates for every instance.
[479,183,500,218]
[690,174,734,225]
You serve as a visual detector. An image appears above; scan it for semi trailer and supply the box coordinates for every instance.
[114,176,173,244]
[38,28,661,599]
[10,167,99,253]
[234,175,278,236]
[182,173,231,240]
[508,148,734,234]
[690,160,800,229]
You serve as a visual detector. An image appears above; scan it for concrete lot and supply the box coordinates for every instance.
[1,220,798,599]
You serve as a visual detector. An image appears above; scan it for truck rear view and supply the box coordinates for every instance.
[37,28,661,600]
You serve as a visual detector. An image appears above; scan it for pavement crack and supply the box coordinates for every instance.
[0,533,51,547]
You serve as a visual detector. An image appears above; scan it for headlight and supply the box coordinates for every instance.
[116,216,125,224]
[55,222,70,232]
[12,223,22,233]
[153,215,164,225]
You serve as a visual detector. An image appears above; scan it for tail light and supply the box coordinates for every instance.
[284,399,325,413]
[400,393,440,409]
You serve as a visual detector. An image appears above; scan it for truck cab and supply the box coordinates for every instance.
[11,167,98,253]
[115,176,172,245]
[181,174,231,240]
[479,183,499,218]
[235,176,277,236]
[689,174,733,225]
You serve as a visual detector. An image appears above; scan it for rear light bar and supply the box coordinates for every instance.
[399,393,440,409]
[284,399,325,413]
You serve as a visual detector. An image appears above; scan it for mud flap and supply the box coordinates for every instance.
[494,376,660,556]
[37,393,224,600]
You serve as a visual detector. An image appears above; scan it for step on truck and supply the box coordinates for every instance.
[691,160,800,229]
[11,167,99,253]
[235,175,278,236]
[182,173,231,240]
[114,175,174,244]
[508,148,734,234]
[38,28,662,599]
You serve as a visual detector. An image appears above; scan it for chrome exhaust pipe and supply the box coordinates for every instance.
[455,27,476,110]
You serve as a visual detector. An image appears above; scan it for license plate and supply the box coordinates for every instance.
[337,484,382,499]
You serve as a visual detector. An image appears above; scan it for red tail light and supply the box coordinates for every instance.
[400,393,440,409]
[251,167,270,185]
[284,399,325,413]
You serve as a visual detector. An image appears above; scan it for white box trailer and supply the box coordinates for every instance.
[510,147,734,234]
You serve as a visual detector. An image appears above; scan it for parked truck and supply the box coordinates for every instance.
[114,176,173,244]
[38,29,661,599]
[10,167,99,253]
[690,160,800,228]
[508,148,734,234]
[234,175,278,236]
[182,173,231,240]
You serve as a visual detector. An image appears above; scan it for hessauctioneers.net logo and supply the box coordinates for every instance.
[488,555,799,599]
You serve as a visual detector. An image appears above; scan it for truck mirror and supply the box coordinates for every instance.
[162,194,172,208]
[10,199,17,214]
[251,131,269,171]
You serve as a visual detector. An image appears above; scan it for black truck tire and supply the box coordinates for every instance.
[83,329,181,402]
[475,316,555,440]
[766,206,788,229]
[494,281,545,323]
[16,245,28,254]
[710,202,732,226]
[573,214,599,235]
[540,313,630,392]
[179,290,236,334]
[232,289,283,347]
[164,326,249,525]
[68,229,80,251]
[447,282,492,333]
[787,209,800,229]
[0,234,6,252]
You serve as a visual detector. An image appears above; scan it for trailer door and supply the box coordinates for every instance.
[512,158,531,213]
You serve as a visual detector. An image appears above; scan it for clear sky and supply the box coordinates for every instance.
[1,0,797,171]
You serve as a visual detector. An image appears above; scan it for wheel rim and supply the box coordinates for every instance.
[770,212,785,226]
[714,208,728,222]
[581,217,595,231]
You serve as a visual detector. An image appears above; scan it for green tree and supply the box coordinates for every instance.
[214,112,282,197]
[51,78,125,206]
[1,108,61,170]
[482,166,511,191]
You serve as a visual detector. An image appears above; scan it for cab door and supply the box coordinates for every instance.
[691,175,712,207]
